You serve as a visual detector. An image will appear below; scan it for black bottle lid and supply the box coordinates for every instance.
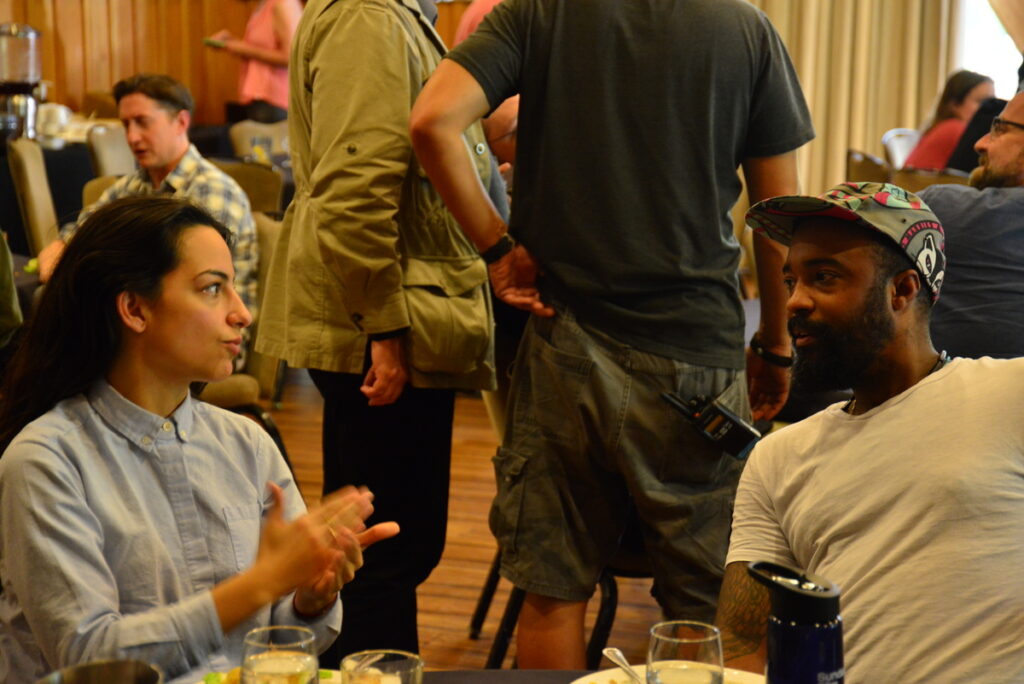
[748,560,841,625]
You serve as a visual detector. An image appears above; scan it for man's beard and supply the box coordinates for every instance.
[790,279,896,393]
[969,152,1024,190]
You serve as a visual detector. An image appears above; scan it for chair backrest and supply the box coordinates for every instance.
[86,122,136,177]
[210,158,283,214]
[245,211,283,397]
[228,119,288,158]
[81,175,121,208]
[846,149,891,184]
[81,90,119,119]
[6,138,59,256]
[891,167,970,193]
[881,127,921,170]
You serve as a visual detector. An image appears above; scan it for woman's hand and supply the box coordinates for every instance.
[293,521,401,617]
[253,484,373,601]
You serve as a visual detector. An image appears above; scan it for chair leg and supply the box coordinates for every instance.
[233,403,294,477]
[272,360,288,409]
[470,550,503,639]
[586,569,619,670]
[486,585,525,669]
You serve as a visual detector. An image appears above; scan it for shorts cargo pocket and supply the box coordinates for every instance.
[515,320,595,444]
[489,447,528,556]
[403,256,491,375]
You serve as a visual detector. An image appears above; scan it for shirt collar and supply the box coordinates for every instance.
[89,380,195,448]
[131,144,202,194]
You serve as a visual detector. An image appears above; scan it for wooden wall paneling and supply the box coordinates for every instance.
[108,0,136,87]
[162,0,186,82]
[83,0,112,97]
[26,0,57,101]
[436,1,472,48]
[0,0,27,23]
[132,0,158,81]
[55,0,86,111]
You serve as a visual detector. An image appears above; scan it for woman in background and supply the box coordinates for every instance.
[905,69,994,170]
[207,0,303,123]
[0,197,396,683]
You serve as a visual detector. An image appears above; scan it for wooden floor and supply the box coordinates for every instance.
[271,369,663,672]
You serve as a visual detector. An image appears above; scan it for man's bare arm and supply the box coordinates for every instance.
[740,152,801,420]
[715,561,770,673]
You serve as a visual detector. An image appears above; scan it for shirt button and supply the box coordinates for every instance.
[474,142,486,155]
[141,436,152,446]
[162,421,173,432]
[180,429,187,438]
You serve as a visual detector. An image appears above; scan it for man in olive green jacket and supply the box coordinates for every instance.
[255,0,497,661]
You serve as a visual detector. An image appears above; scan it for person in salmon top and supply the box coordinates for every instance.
[207,0,304,123]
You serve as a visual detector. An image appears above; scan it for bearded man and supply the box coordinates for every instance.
[715,182,1024,684]
[921,91,1024,358]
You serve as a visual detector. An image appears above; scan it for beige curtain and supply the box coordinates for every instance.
[750,0,962,195]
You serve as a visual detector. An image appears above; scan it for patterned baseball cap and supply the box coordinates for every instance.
[746,181,946,300]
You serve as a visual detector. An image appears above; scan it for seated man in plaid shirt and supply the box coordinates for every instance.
[39,73,258,337]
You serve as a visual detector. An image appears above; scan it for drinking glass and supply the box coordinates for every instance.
[341,649,423,684]
[249,135,273,164]
[241,625,318,684]
[647,620,724,684]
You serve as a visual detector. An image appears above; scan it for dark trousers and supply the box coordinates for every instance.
[309,369,455,667]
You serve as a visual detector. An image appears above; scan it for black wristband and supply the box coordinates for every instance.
[750,332,793,368]
[368,327,410,341]
[480,233,515,265]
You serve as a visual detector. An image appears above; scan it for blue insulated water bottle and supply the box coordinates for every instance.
[747,561,844,684]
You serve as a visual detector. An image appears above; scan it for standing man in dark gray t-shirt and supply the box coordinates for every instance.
[411,0,814,668]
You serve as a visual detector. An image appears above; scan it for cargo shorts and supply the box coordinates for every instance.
[490,305,749,620]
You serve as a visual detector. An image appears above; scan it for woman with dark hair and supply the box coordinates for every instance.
[0,197,396,683]
[905,69,995,170]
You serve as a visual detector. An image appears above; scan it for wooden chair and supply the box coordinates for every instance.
[6,138,59,256]
[210,158,284,214]
[891,167,970,193]
[86,122,135,177]
[198,212,289,464]
[846,149,891,183]
[228,119,289,158]
[81,175,120,208]
[881,128,921,170]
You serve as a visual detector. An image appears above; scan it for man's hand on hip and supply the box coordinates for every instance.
[489,244,555,317]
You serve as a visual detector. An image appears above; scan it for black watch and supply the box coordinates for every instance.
[480,233,515,265]
[750,332,793,368]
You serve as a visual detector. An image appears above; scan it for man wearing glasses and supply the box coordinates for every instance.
[921,91,1024,359]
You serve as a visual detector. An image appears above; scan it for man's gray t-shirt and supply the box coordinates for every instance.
[448,0,814,368]
[922,183,1024,359]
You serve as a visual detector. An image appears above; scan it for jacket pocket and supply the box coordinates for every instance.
[403,255,491,375]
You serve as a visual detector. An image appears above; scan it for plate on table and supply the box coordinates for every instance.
[570,663,764,684]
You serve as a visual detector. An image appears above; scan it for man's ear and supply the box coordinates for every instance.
[891,269,922,313]
[174,108,191,136]
[116,291,149,333]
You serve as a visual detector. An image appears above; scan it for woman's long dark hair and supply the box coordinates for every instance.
[0,196,231,452]
[925,70,993,132]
